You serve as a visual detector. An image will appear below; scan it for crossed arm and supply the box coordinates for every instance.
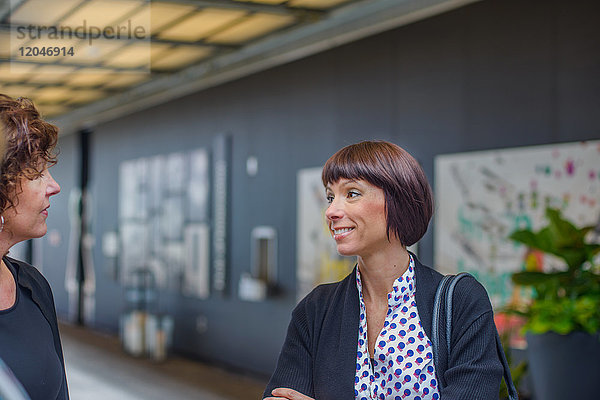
[264,388,314,400]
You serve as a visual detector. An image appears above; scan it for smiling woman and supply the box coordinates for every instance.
[264,141,508,400]
[0,94,68,400]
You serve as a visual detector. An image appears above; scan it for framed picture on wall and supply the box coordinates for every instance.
[118,148,211,298]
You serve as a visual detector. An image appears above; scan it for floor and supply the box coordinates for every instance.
[60,323,267,400]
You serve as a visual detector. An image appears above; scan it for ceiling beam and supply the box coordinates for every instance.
[54,0,481,134]
[0,57,154,72]
[157,0,323,17]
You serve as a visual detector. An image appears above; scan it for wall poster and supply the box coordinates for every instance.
[119,148,210,298]
[434,141,600,315]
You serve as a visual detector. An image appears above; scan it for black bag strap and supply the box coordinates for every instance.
[432,273,518,400]
[432,274,453,377]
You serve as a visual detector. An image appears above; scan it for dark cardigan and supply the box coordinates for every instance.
[264,255,503,399]
[4,257,69,400]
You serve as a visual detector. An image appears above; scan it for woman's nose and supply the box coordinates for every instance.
[325,200,344,221]
[47,172,61,196]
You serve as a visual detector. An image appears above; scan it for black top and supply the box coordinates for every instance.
[264,254,504,399]
[0,257,68,400]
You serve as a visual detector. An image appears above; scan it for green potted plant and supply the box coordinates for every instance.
[508,207,600,400]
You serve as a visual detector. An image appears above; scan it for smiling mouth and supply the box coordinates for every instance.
[332,227,353,234]
[331,227,355,239]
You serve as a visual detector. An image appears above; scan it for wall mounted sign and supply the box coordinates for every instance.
[212,135,231,294]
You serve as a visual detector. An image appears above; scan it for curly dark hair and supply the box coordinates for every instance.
[0,94,58,214]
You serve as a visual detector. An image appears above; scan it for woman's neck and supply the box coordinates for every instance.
[0,259,16,310]
[357,245,410,302]
[0,233,14,259]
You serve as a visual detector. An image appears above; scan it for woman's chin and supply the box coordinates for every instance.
[336,245,357,257]
[29,227,48,240]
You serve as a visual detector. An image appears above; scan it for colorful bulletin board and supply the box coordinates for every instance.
[296,167,355,301]
[434,140,600,310]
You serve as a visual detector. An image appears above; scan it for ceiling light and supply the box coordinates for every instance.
[67,69,117,87]
[9,0,81,25]
[67,89,108,104]
[26,65,77,85]
[101,73,149,88]
[207,13,295,44]
[158,8,247,42]
[104,42,170,69]
[152,46,212,71]
[34,87,73,103]
[0,84,39,98]
[129,2,196,35]
[0,63,38,82]
[37,104,71,118]
[68,39,128,65]
[0,32,12,58]
[60,0,146,29]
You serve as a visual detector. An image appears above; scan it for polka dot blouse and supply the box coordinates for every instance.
[354,255,440,400]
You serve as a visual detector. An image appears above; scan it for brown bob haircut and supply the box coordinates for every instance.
[0,94,58,214]
[321,140,433,247]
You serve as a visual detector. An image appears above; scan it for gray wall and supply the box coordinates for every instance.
[42,133,77,317]
[42,0,599,377]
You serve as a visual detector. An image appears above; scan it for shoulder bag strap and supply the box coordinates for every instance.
[495,331,519,400]
[431,274,452,386]
[432,273,519,400]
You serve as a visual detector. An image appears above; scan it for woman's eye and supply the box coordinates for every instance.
[348,190,360,198]
[326,195,334,204]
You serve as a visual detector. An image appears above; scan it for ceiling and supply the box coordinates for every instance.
[0,0,478,134]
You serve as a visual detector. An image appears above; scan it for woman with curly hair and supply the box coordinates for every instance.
[0,94,67,400]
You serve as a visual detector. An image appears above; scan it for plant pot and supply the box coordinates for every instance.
[526,331,600,400]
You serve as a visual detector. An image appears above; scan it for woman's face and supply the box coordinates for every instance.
[325,178,389,258]
[2,167,60,243]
